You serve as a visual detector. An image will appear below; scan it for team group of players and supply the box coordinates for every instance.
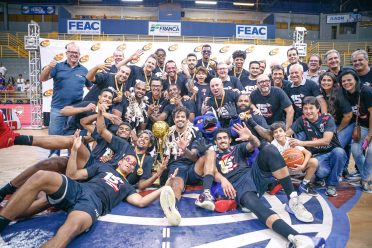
[0,42,371,248]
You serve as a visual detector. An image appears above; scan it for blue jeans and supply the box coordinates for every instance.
[351,126,372,181]
[48,108,68,156]
[337,123,354,148]
[314,147,347,186]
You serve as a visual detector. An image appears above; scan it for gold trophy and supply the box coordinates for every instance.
[152,121,169,161]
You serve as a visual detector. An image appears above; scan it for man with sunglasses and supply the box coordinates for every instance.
[39,42,92,157]
[196,44,217,83]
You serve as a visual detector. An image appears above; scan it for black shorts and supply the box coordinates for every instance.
[47,175,103,223]
[168,161,203,189]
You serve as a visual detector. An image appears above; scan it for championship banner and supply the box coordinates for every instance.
[39,39,291,112]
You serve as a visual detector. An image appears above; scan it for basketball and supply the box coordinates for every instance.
[282,148,304,168]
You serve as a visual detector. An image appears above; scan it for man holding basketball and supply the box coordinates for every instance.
[287,96,347,197]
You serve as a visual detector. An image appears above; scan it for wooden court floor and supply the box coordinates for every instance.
[0,129,371,247]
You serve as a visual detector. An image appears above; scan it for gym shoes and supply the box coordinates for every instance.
[361,180,372,194]
[287,234,326,248]
[160,186,181,226]
[0,110,19,149]
[346,172,362,182]
[299,183,319,197]
[214,199,237,213]
[313,179,326,188]
[325,186,338,197]
[195,190,215,211]
[286,196,314,223]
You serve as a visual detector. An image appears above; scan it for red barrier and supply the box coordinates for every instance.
[0,104,31,126]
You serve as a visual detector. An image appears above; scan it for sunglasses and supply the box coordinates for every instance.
[202,50,211,54]
[124,156,137,167]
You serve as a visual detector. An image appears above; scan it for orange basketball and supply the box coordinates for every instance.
[282,148,304,168]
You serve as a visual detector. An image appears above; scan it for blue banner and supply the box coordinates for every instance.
[22,6,55,15]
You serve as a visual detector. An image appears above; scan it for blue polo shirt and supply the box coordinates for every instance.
[50,61,92,109]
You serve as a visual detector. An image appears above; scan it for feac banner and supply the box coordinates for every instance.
[39,39,290,112]
[67,20,101,35]
[236,25,268,40]
[148,22,181,36]
[326,14,362,24]
[21,5,55,15]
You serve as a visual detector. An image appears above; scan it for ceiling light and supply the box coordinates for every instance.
[195,1,217,5]
[233,2,255,6]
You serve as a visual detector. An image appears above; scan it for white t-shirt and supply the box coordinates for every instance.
[271,137,305,154]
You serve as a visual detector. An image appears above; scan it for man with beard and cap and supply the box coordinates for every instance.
[216,62,244,93]
[228,50,250,86]
[154,48,167,78]
[85,64,131,104]
[250,74,294,131]
[196,44,217,83]
[113,80,148,131]
[162,60,189,96]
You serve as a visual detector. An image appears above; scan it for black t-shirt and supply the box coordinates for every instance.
[206,90,239,127]
[63,101,98,135]
[241,78,257,95]
[126,153,153,185]
[284,79,322,119]
[271,79,291,90]
[154,66,165,78]
[250,87,292,125]
[228,68,249,86]
[194,82,211,116]
[343,85,372,128]
[128,65,153,90]
[85,163,136,215]
[106,135,135,167]
[108,65,117,73]
[322,88,352,126]
[221,76,244,91]
[215,143,253,183]
[84,73,130,102]
[162,73,189,96]
[163,100,195,126]
[239,110,270,146]
[291,114,341,155]
[359,68,372,87]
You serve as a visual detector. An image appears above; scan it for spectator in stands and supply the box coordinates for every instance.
[286,47,308,77]
[0,62,7,77]
[5,83,15,91]
[325,49,345,78]
[351,49,372,87]
[16,74,25,92]
[24,79,30,95]
[39,42,92,157]
[303,54,322,84]
[0,73,5,84]
[0,82,6,91]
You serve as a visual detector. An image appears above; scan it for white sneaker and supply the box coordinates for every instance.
[287,234,326,248]
[160,186,181,226]
[286,196,314,223]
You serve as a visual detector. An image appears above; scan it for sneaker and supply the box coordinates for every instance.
[286,196,314,223]
[287,234,326,248]
[325,186,337,197]
[299,183,319,197]
[313,179,326,188]
[214,199,237,213]
[160,186,181,226]
[195,190,215,211]
[346,172,362,182]
[361,180,372,194]
[0,110,19,149]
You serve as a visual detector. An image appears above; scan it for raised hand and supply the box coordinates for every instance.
[72,129,82,151]
[194,138,211,156]
[220,102,238,119]
[233,123,253,142]
[84,103,97,112]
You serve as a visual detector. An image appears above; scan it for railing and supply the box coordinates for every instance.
[0,91,30,104]
[0,33,28,58]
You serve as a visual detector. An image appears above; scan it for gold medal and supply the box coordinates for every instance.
[239,112,246,120]
[170,98,176,105]
[117,91,122,97]
[135,152,146,176]
[146,85,151,91]
[137,167,143,176]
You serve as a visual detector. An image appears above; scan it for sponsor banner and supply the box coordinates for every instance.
[148,22,181,36]
[326,14,362,24]
[39,39,290,111]
[21,5,55,15]
[236,25,268,40]
[67,20,101,35]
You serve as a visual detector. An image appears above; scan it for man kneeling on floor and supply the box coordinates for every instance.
[0,132,180,247]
